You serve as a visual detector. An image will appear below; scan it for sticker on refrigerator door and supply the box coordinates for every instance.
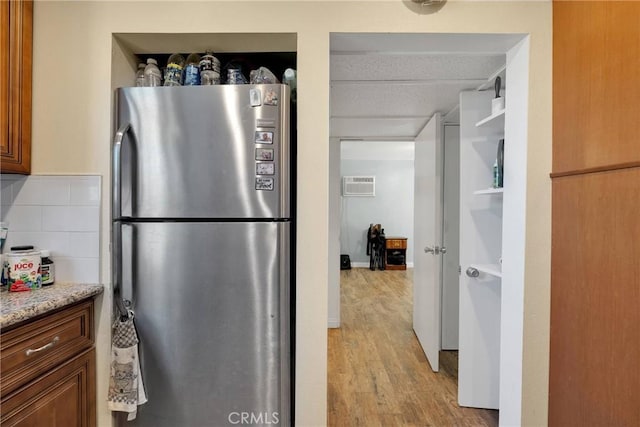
[255,177,274,191]
[249,89,262,107]
[255,131,273,144]
[255,148,274,161]
[256,163,275,175]
[264,89,279,106]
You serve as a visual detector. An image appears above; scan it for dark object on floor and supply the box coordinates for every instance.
[340,254,351,270]
[386,250,406,266]
[366,224,386,271]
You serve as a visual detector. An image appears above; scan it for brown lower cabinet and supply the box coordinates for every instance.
[0,300,96,427]
[1,348,96,427]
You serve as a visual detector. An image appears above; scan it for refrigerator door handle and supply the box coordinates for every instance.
[112,123,131,320]
[112,123,130,220]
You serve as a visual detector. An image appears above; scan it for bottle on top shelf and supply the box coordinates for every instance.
[199,51,221,85]
[143,58,162,87]
[282,68,297,102]
[164,53,185,86]
[184,53,201,86]
[134,63,146,87]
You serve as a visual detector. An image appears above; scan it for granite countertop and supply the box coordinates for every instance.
[0,283,104,329]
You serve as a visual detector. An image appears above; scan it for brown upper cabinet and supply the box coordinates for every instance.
[553,1,640,176]
[1,0,32,175]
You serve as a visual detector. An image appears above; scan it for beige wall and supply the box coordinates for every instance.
[31,1,552,426]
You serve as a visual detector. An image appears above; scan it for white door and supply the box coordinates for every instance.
[441,124,460,350]
[413,113,444,372]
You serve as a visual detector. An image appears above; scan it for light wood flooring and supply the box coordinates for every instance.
[327,268,498,426]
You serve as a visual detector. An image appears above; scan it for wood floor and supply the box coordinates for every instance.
[327,268,498,426]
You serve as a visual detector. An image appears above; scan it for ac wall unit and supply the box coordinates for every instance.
[342,176,375,197]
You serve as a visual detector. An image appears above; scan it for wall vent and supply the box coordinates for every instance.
[342,176,375,197]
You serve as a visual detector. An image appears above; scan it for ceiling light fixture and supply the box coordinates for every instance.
[411,0,446,6]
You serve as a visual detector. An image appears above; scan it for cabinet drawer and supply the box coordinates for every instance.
[1,300,94,398]
[386,239,407,249]
[1,348,96,427]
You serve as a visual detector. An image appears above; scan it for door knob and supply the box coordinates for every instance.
[466,267,479,278]
[425,246,447,255]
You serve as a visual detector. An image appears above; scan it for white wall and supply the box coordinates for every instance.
[340,141,414,266]
[500,37,532,426]
[31,2,552,425]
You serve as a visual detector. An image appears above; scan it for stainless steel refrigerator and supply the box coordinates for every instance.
[112,85,291,426]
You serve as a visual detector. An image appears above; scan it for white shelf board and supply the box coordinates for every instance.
[474,187,504,195]
[475,109,505,128]
[470,263,503,278]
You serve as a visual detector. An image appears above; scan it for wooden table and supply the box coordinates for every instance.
[385,236,408,270]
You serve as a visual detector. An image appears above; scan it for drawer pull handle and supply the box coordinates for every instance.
[25,336,60,356]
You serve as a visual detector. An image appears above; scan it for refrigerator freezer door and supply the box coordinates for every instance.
[119,221,290,427]
[115,85,290,219]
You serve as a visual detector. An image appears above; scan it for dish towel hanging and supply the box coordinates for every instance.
[107,312,147,421]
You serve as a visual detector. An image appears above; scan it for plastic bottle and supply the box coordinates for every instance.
[282,68,297,102]
[134,63,146,87]
[493,160,500,188]
[40,250,55,286]
[143,58,162,87]
[164,53,185,86]
[184,53,202,86]
[200,51,221,85]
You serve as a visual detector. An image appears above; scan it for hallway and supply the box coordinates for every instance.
[327,268,498,426]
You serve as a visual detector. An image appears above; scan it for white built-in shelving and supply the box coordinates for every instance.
[458,89,504,411]
[475,109,505,128]
[473,187,504,195]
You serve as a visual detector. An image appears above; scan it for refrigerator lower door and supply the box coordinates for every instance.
[119,221,290,427]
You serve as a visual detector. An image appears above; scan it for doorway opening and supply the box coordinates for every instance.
[328,32,530,425]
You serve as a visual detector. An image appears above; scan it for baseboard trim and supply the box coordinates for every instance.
[347,262,414,269]
[328,319,341,328]
[351,262,369,268]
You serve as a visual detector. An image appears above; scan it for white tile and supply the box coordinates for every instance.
[42,206,69,231]
[68,232,99,258]
[70,176,101,206]
[42,205,99,232]
[5,231,69,255]
[4,205,42,231]
[38,176,71,205]
[55,257,100,283]
[1,177,13,208]
[0,205,9,223]
[67,206,100,232]
[11,177,42,205]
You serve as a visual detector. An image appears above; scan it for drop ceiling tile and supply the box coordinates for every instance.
[330,117,428,138]
[330,33,526,54]
[330,83,470,117]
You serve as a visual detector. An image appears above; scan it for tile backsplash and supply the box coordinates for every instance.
[1,175,101,283]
